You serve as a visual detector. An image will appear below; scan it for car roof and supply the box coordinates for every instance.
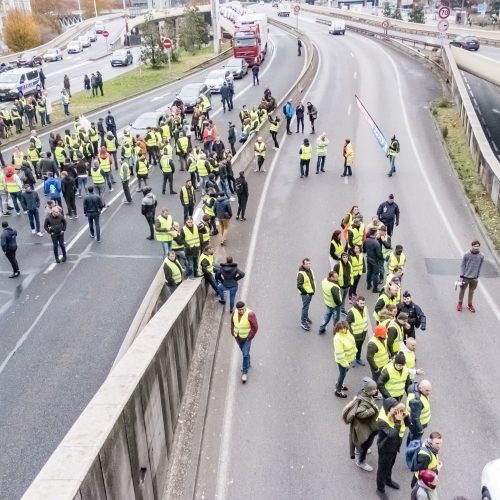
[207,69,226,77]
[2,67,39,74]
[136,111,163,119]
[180,83,204,92]
[464,36,478,41]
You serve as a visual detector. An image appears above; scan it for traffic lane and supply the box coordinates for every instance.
[462,70,500,158]
[197,23,500,500]
[0,28,304,499]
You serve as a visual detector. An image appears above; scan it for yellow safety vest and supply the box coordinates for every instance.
[27,148,40,162]
[381,235,391,259]
[105,137,117,152]
[200,94,210,112]
[160,154,173,173]
[348,226,364,247]
[377,407,406,438]
[298,270,315,294]
[337,262,353,288]
[55,146,66,164]
[155,131,162,146]
[13,152,23,167]
[383,363,409,398]
[373,293,399,323]
[334,331,357,366]
[349,306,368,337]
[161,124,171,141]
[388,252,406,273]
[201,225,210,243]
[122,143,133,159]
[331,239,343,260]
[367,336,389,369]
[99,155,111,172]
[33,137,42,150]
[176,136,189,154]
[137,159,148,176]
[91,168,105,185]
[300,145,312,160]
[321,278,341,308]
[255,142,265,157]
[203,195,215,217]
[317,140,328,156]
[350,254,364,277]
[146,132,157,147]
[183,225,200,248]
[405,350,416,379]
[269,120,279,132]
[388,320,404,354]
[406,392,431,426]
[156,215,173,242]
[413,447,438,479]
[181,185,194,205]
[171,238,184,251]
[233,309,252,339]
[89,128,99,142]
[164,257,183,285]
[5,176,21,193]
[198,253,214,275]
[197,158,209,177]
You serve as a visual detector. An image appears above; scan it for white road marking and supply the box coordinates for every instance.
[350,51,354,57]
[492,141,499,152]
[480,116,486,125]
[492,108,500,114]
[476,108,482,116]
[486,128,492,138]
[353,71,357,80]
[347,103,351,115]
[470,91,475,99]
[384,50,500,322]
[215,42,323,500]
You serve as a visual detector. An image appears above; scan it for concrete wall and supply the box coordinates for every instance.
[442,45,500,211]
[22,279,206,500]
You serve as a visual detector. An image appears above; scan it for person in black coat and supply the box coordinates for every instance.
[376,194,400,236]
[216,256,245,313]
[221,82,232,112]
[228,122,237,156]
[235,171,248,221]
[60,171,77,219]
[83,186,104,241]
[296,102,305,133]
[363,228,384,293]
[396,291,427,339]
[1,221,20,277]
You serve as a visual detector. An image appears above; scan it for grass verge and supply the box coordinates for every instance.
[432,98,500,252]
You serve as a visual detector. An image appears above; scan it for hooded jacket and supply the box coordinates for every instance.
[44,211,66,234]
[217,262,245,288]
[377,397,408,453]
[20,190,40,211]
[412,480,439,500]
[214,194,232,220]
[141,192,157,216]
[43,177,62,199]
[348,389,379,458]
[1,226,17,252]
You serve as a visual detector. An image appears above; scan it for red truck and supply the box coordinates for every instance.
[233,14,268,66]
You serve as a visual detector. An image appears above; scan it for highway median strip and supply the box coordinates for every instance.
[432,99,500,252]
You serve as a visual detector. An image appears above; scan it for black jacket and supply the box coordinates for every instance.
[397,301,426,331]
[363,235,384,265]
[20,190,40,211]
[377,201,400,226]
[228,125,236,144]
[61,175,76,197]
[83,194,104,215]
[40,158,59,177]
[217,262,245,288]
[1,227,17,252]
[44,212,67,234]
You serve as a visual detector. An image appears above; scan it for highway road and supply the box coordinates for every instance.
[0,27,304,500]
[194,7,500,500]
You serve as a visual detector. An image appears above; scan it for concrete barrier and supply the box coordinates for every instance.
[442,45,500,210]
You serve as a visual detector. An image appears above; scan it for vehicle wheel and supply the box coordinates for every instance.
[482,488,492,500]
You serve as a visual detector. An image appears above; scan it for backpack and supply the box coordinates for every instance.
[235,179,244,195]
[406,439,426,472]
[392,139,400,153]
[341,397,359,424]
[410,482,420,500]
[282,105,287,115]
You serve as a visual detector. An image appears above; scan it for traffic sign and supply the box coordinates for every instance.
[163,38,172,49]
[382,20,389,29]
[438,6,451,19]
[294,5,300,13]
[438,19,449,31]
[102,30,109,38]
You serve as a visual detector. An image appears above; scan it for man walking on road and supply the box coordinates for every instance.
[83,186,104,242]
[318,271,342,335]
[297,37,303,56]
[299,138,312,178]
[1,221,20,278]
[377,194,400,237]
[44,205,67,263]
[386,135,400,177]
[235,171,248,221]
[217,255,245,313]
[252,63,260,86]
[231,301,259,383]
[297,257,316,330]
[254,136,266,172]
[316,132,329,173]
[457,239,484,313]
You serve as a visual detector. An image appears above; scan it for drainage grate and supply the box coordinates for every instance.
[424,258,499,278]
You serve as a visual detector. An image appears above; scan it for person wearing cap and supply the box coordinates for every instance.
[387,311,409,357]
[333,320,357,398]
[254,136,266,172]
[399,337,424,382]
[315,132,329,173]
[231,301,259,383]
[346,295,368,366]
[397,291,426,339]
[297,257,316,331]
[377,351,411,401]
[377,194,400,237]
[376,397,408,498]
[282,99,294,135]
[367,325,390,382]
[318,271,342,335]
[341,139,354,177]
[406,379,432,443]
[347,377,379,472]
[410,432,443,489]
[299,138,312,178]
[412,468,439,500]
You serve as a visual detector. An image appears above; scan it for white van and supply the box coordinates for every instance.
[329,20,346,35]
[0,68,41,101]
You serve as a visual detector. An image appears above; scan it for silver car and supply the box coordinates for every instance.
[204,69,234,93]
[129,110,172,137]
[224,57,248,79]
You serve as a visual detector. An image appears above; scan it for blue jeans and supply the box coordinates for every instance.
[388,155,396,174]
[203,141,212,156]
[238,339,252,374]
[221,285,238,312]
[186,253,199,278]
[103,171,112,189]
[27,208,40,232]
[319,305,341,333]
[78,176,88,195]
[160,241,171,258]
[10,191,21,213]
[336,364,349,391]
[301,293,312,324]
[87,213,101,240]
[316,155,326,172]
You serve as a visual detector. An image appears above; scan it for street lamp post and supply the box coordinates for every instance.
[93,0,98,18]
[211,0,220,55]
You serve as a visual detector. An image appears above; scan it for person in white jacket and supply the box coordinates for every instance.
[412,469,439,500]
[44,90,52,124]
[315,132,329,174]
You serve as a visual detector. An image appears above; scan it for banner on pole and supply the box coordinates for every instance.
[355,95,389,154]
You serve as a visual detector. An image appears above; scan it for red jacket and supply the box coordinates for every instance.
[231,309,258,340]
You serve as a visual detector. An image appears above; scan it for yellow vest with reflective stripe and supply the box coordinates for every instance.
[197,158,209,177]
[198,253,214,275]
[203,195,215,217]
[373,293,399,323]
[337,262,352,288]
[13,152,23,167]
[367,336,389,369]
[33,137,42,150]
[181,185,194,205]
[233,309,252,339]
[255,142,265,157]
[160,154,173,173]
[183,224,200,248]
[176,136,189,153]
[388,320,404,354]
[6,176,21,193]
[105,137,117,152]
[99,155,111,172]
[28,148,40,161]
[383,362,409,398]
[161,124,171,140]
[146,132,157,147]
[137,159,148,176]
[413,447,438,479]
[331,240,343,260]
[91,168,104,185]
[388,252,406,272]
[377,407,406,438]
[122,143,133,159]
[350,254,363,277]
[317,140,327,155]
[164,257,183,285]
[348,226,364,247]
[156,215,173,242]
[55,146,66,164]
[405,350,416,379]
[298,270,315,294]
[300,145,312,160]
[322,278,340,308]
[406,392,431,426]
[349,306,368,337]
[89,128,99,142]
[269,120,279,132]
[334,331,357,366]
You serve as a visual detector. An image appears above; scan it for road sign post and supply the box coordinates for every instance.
[102,30,109,50]
[294,4,300,30]
[438,5,451,19]
[163,38,173,71]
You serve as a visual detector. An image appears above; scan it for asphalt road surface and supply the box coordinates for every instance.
[194,8,500,500]
[0,27,303,500]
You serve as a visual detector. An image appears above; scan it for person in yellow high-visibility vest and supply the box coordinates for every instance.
[349,244,365,301]
[155,208,173,257]
[366,324,389,382]
[377,351,411,401]
[299,138,312,178]
[163,250,184,294]
[231,301,258,383]
[254,136,266,172]
[333,320,357,398]
[318,271,342,335]
[406,379,432,443]
[346,295,369,366]
[296,257,316,331]
[387,312,410,358]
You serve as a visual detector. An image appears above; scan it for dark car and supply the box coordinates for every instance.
[17,51,43,67]
[175,82,212,113]
[450,35,480,51]
[110,49,133,67]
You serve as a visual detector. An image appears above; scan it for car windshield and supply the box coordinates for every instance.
[69,41,79,46]
[234,36,256,47]
[0,73,18,83]
[20,52,33,59]
[46,50,57,55]
[207,70,225,80]
[226,59,241,68]
[465,37,477,42]
[113,50,127,57]
[133,114,157,128]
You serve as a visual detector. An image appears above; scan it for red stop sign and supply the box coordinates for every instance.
[102,30,109,38]
[163,38,172,49]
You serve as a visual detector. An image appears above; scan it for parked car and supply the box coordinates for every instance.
[95,21,105,33]
[79,35,91,48]
[224,57,248,79]
[450,35,480,51]
[175,82,212,112]
[110,49,133,67]
[87,30,97,42]
[17,51,43,67]
[482,459,500,499]
[67,40,83,54]
[0,62,14,74]
[43,48,63,62]
[204,69,234,93]
[129,110,172,137]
